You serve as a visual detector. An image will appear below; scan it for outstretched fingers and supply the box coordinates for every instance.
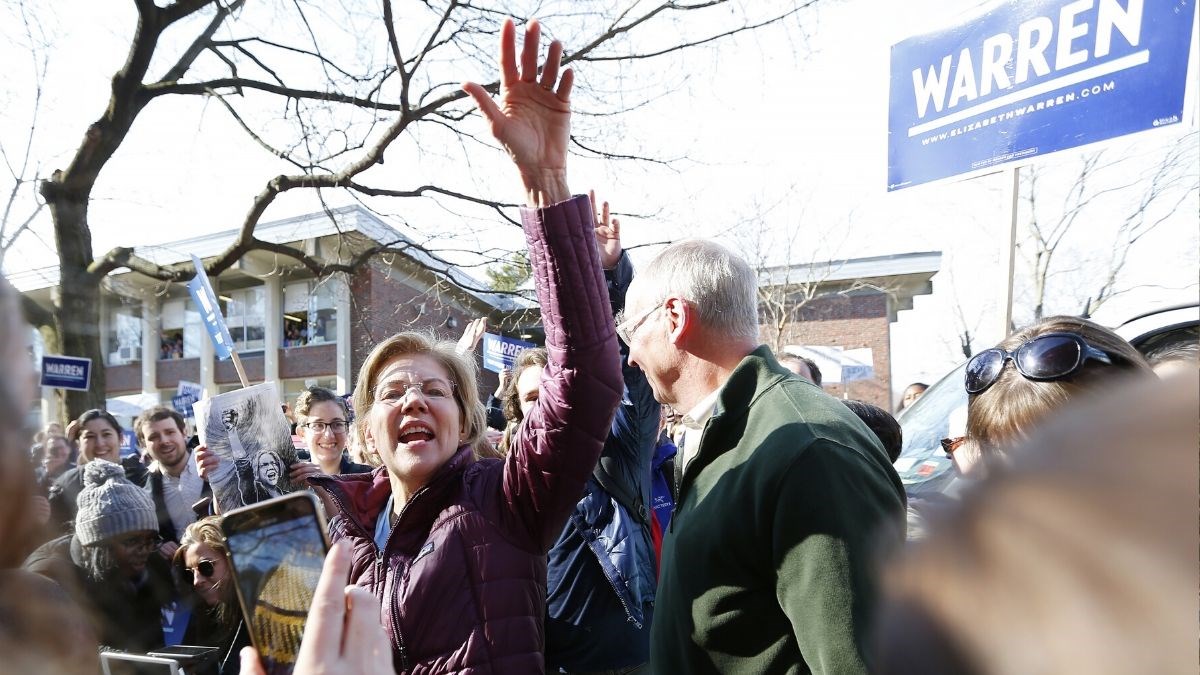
[556,67,574,102]
[498,18,519,87]
[520,21,540,82]
[540,40,562,89]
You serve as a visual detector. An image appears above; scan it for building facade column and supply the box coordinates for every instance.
[264,276,281,386]
[334,273,352,395]
[141,296,159,397]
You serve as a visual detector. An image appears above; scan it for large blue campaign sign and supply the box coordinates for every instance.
[186,255,235,360]
[40,355,92,391]
[481,333,536,373]
[888,0,1197,190]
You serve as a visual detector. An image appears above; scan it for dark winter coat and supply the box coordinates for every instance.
[545,250,662,672]
[24,533,178,653]
[650,347,908,675]
[311,194,622,674]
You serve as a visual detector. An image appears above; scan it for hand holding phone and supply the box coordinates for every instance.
[221,493,330,675]
[237,542,391,675]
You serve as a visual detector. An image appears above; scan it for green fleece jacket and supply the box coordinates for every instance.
[650,346,906,674]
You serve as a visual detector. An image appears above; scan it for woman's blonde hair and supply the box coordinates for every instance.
[174,516,236,628]
[965,315,1149,455]
[352,331,495,461]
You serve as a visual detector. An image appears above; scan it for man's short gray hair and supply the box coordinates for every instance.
[640,239,760,342]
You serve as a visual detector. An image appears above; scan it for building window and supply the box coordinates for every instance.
[225,286,266,352]
[159,298,202,360]
[281,377,340,410]
[283,280,338,347]
[106,300,143,366]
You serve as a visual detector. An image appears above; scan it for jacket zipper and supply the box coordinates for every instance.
[582,513,642,629]
[325,482,425,673]
[382,486,426,673]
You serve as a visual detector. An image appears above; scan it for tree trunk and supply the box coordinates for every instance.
[45,178,106,418]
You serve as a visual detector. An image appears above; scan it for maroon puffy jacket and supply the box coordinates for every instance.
[313,195,622,674]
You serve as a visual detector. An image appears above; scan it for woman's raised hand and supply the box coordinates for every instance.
[463,19,573,207]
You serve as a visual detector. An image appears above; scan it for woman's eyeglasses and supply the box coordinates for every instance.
[304,420,348,434]
[116,534,164,552]
[965,332,1114,395]
[187,559,216,578]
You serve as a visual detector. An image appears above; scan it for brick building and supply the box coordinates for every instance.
[15,205,537,425]
[757,252,941,410]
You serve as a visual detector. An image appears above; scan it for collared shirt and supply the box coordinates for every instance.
[149,455,204,534]
[679,388,720,471]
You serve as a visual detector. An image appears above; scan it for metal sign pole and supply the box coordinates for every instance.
[1000,165,1020,339]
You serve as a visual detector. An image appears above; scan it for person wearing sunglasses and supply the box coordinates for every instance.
[174,517,249,675]
[294,386,371,476]
[25,460,180,653]
[952,316,1150,477]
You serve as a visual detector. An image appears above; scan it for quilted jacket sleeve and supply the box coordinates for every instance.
[501,194,623,551]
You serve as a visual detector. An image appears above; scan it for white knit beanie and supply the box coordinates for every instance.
[74,460,158,546]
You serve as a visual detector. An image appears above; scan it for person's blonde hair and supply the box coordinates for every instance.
[878,370,1198,674]
[965,315,1149,455]
[352,331,495,461]
[174,517,236,628]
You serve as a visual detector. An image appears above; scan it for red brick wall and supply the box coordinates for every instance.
[280,344,336,379]
[349,262,496,397]
[106,363,142,393]
[156,357,201,390]
[765,293,893,410]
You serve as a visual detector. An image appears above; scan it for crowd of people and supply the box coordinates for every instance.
[0,16,1194,675]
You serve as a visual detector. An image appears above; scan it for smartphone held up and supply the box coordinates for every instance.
[220,493,329,675]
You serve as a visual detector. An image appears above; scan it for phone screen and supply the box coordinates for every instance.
[222,494,328,675]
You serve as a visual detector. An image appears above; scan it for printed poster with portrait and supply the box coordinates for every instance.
[193,382,301,513]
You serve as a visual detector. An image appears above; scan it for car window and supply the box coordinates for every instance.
[894,362,967,496]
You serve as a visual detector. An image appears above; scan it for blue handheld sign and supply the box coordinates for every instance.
[481,333,536,373]
[187,255,235,360]
[888,0,1197,190]
[40,355,92,391]
[172,393,199,418]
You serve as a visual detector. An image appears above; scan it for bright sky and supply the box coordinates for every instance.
[2,0,1197,399]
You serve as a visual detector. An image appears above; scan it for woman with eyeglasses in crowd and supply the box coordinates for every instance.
[294,386,371,476]
[906,316,1151,542]
[947,316,1151,477]
[174,517,250,675]
[296,20,623,674]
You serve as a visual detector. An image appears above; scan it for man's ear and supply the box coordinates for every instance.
[664,297,692,345]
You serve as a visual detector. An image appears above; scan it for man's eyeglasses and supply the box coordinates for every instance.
[616,303,662,344]
[375,378,457,404]
[116,534,164,552]
[304,420,348,434]
[186,559,217,578]
[965,332,1115,395]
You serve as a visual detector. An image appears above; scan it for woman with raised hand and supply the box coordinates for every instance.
[304,18,622,674]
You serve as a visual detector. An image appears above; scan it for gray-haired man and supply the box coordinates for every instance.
[618,239,906,674]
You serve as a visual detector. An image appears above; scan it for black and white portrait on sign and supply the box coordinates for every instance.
[193,382,299,512]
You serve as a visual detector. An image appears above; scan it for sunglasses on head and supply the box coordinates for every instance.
[965,332,1114,395]
[187,559,216,578]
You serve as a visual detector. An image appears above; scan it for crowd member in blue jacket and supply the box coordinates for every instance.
[504,197,661,673]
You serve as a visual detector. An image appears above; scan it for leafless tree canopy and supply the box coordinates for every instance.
[3,0,817,416]
[1017,131,1199,321]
